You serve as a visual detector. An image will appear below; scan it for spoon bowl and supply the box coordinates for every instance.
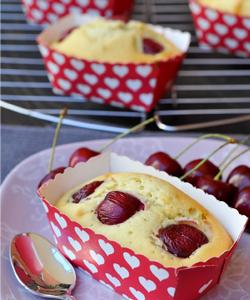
[10,232,76,300]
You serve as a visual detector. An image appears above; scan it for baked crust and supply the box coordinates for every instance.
[55,172,233,268]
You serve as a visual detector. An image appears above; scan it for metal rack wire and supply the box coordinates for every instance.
[1,0,250,132]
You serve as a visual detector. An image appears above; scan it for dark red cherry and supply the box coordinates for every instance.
[38,167,66,188]
[72,181,103,203]
[96,191,144,225]
[226,165,250,192]
[145,152,183,177]
[196,176,237,206]
[143,38,164,54]
[183,159,220,186]
[233,187,250,231]
[158,223,208,258]
[69,147,100,167]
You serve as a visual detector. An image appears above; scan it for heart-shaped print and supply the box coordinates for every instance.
[126,79,142,91]
[52,52,65,65]
[86,8,100,15]
[205,8,218,21]
[110,101,125,108]
[224,38,239,49]
[244,42,250,52]
[223,14,237,26]
[83,259,98,273]
[118,92,132,103]
[62,245,76,260]
[97,88,111,99]
[75,227,90,242]
[150,265,169,281]
[76,0,89,6]
[140,93,153,106]
[189,2,201,15]
[47,61,59,74]
[69,6,82,14]
[167,287,176,297]
[89,250,105,265]
[68,236,82,252]
[24,0,33,5]
[92,96,104,103]
[243,19,250,29]
[149,78,156,88]
[47,13,58,23]
[91,63,106,75]
[105,273,121,287]
[95,0,108,9]
[139,277,156,293]
[206,33,219,45]
[39,45,49,57]
[37,1,49,11]
[233,28,247,40]
[52,3,65,14]
[55,212,67,228]
[77,84,91,94]
[136,65,152,77]
[98,239,114,256]
[113,263,129,279]
[197,17,210,30]
[129,287,145,300]
[64,69,78,81]
[50,221,61,237]
[32,9,44,20]
[214,24,228,36]
[123,252,140,269]
[113,65,129,77]
[198,279,213,294]
[58,79,72,90]
[104,77,119,89]
[84,73,98,85]
[70,59,85,71]
[130,105,145,111]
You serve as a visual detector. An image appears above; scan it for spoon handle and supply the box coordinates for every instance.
[62,295,76,300]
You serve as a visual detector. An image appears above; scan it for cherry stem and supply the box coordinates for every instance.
[214,146,250,180]
[48,107,68,172]
[180,138,237,181]
[99,116,156,152]
[175,133,235,160]
[218,135,250,169]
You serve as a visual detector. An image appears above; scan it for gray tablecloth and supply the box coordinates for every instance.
[1,125,247,182]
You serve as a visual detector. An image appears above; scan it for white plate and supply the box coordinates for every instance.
[1,137,250,300]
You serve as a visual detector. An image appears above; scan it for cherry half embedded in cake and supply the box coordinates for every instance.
[143,38,164,54]
[38,167,66,188]
[226,165,250,192]
[96,191,144,225]
[72,181,103,203]
[183,159,220,186]
[158,223,208,258]
[69,147,100,167]
[145,152,183,177]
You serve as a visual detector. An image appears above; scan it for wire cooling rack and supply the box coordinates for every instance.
[1,0,250,132]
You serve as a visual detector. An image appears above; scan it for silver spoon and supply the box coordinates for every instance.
[10,232,76,300]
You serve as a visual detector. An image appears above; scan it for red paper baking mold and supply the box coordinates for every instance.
[37,15,191,112]
[38,152,247,300]
[189,0,250,57]
[21,0,133,25]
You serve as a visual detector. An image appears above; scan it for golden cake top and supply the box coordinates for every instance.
[51,19,181,63]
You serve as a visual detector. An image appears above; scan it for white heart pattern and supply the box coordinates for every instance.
[97,88,111,99]
[206,33,219,45]
[95,0,108,9]
[214,24,228,36]
[167,287,176,297]
[243,19,250,29]
[76,0,89,6]
[197,17,210,30]
[129,287,145,300]
[113,263,129,279]
[149,78,157,88]
[55,212,67,228]
[205,8,218,21]
[39,45,49,57]
[75,227,90,242]
[139,277,156,293]
[118,92,132,103]
[58,79,71,90]
[113,65,129,77]
[123,252,140,269]
[244,42,250,52]
[89,250,105,265]
[52,3,65,14]
[37,0,48,9]
[83,259,98,273]
[77,84,91,94]
[140,93,153,106]
[104,77,119,89]
[91,63,106,75]
[189,2,201,15]
[126,79,142,91]
[105,273,121,287]
[98,239,114,256]
[52,52,65,65]
[68,236,82,252]
[47,13,58,23]
[233,28,247,40]
[62,245,76,260]
[223,14,237,26]
[47,61,59,74]
[84,73,98,85]
[70,59,85,71]
[64,69,78,81]
[136,65,152,77]
[150,265,169,281]
[50,221,61,237]
[224,38,239,49]
[199,279,213,294]
[32,9,43,20]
